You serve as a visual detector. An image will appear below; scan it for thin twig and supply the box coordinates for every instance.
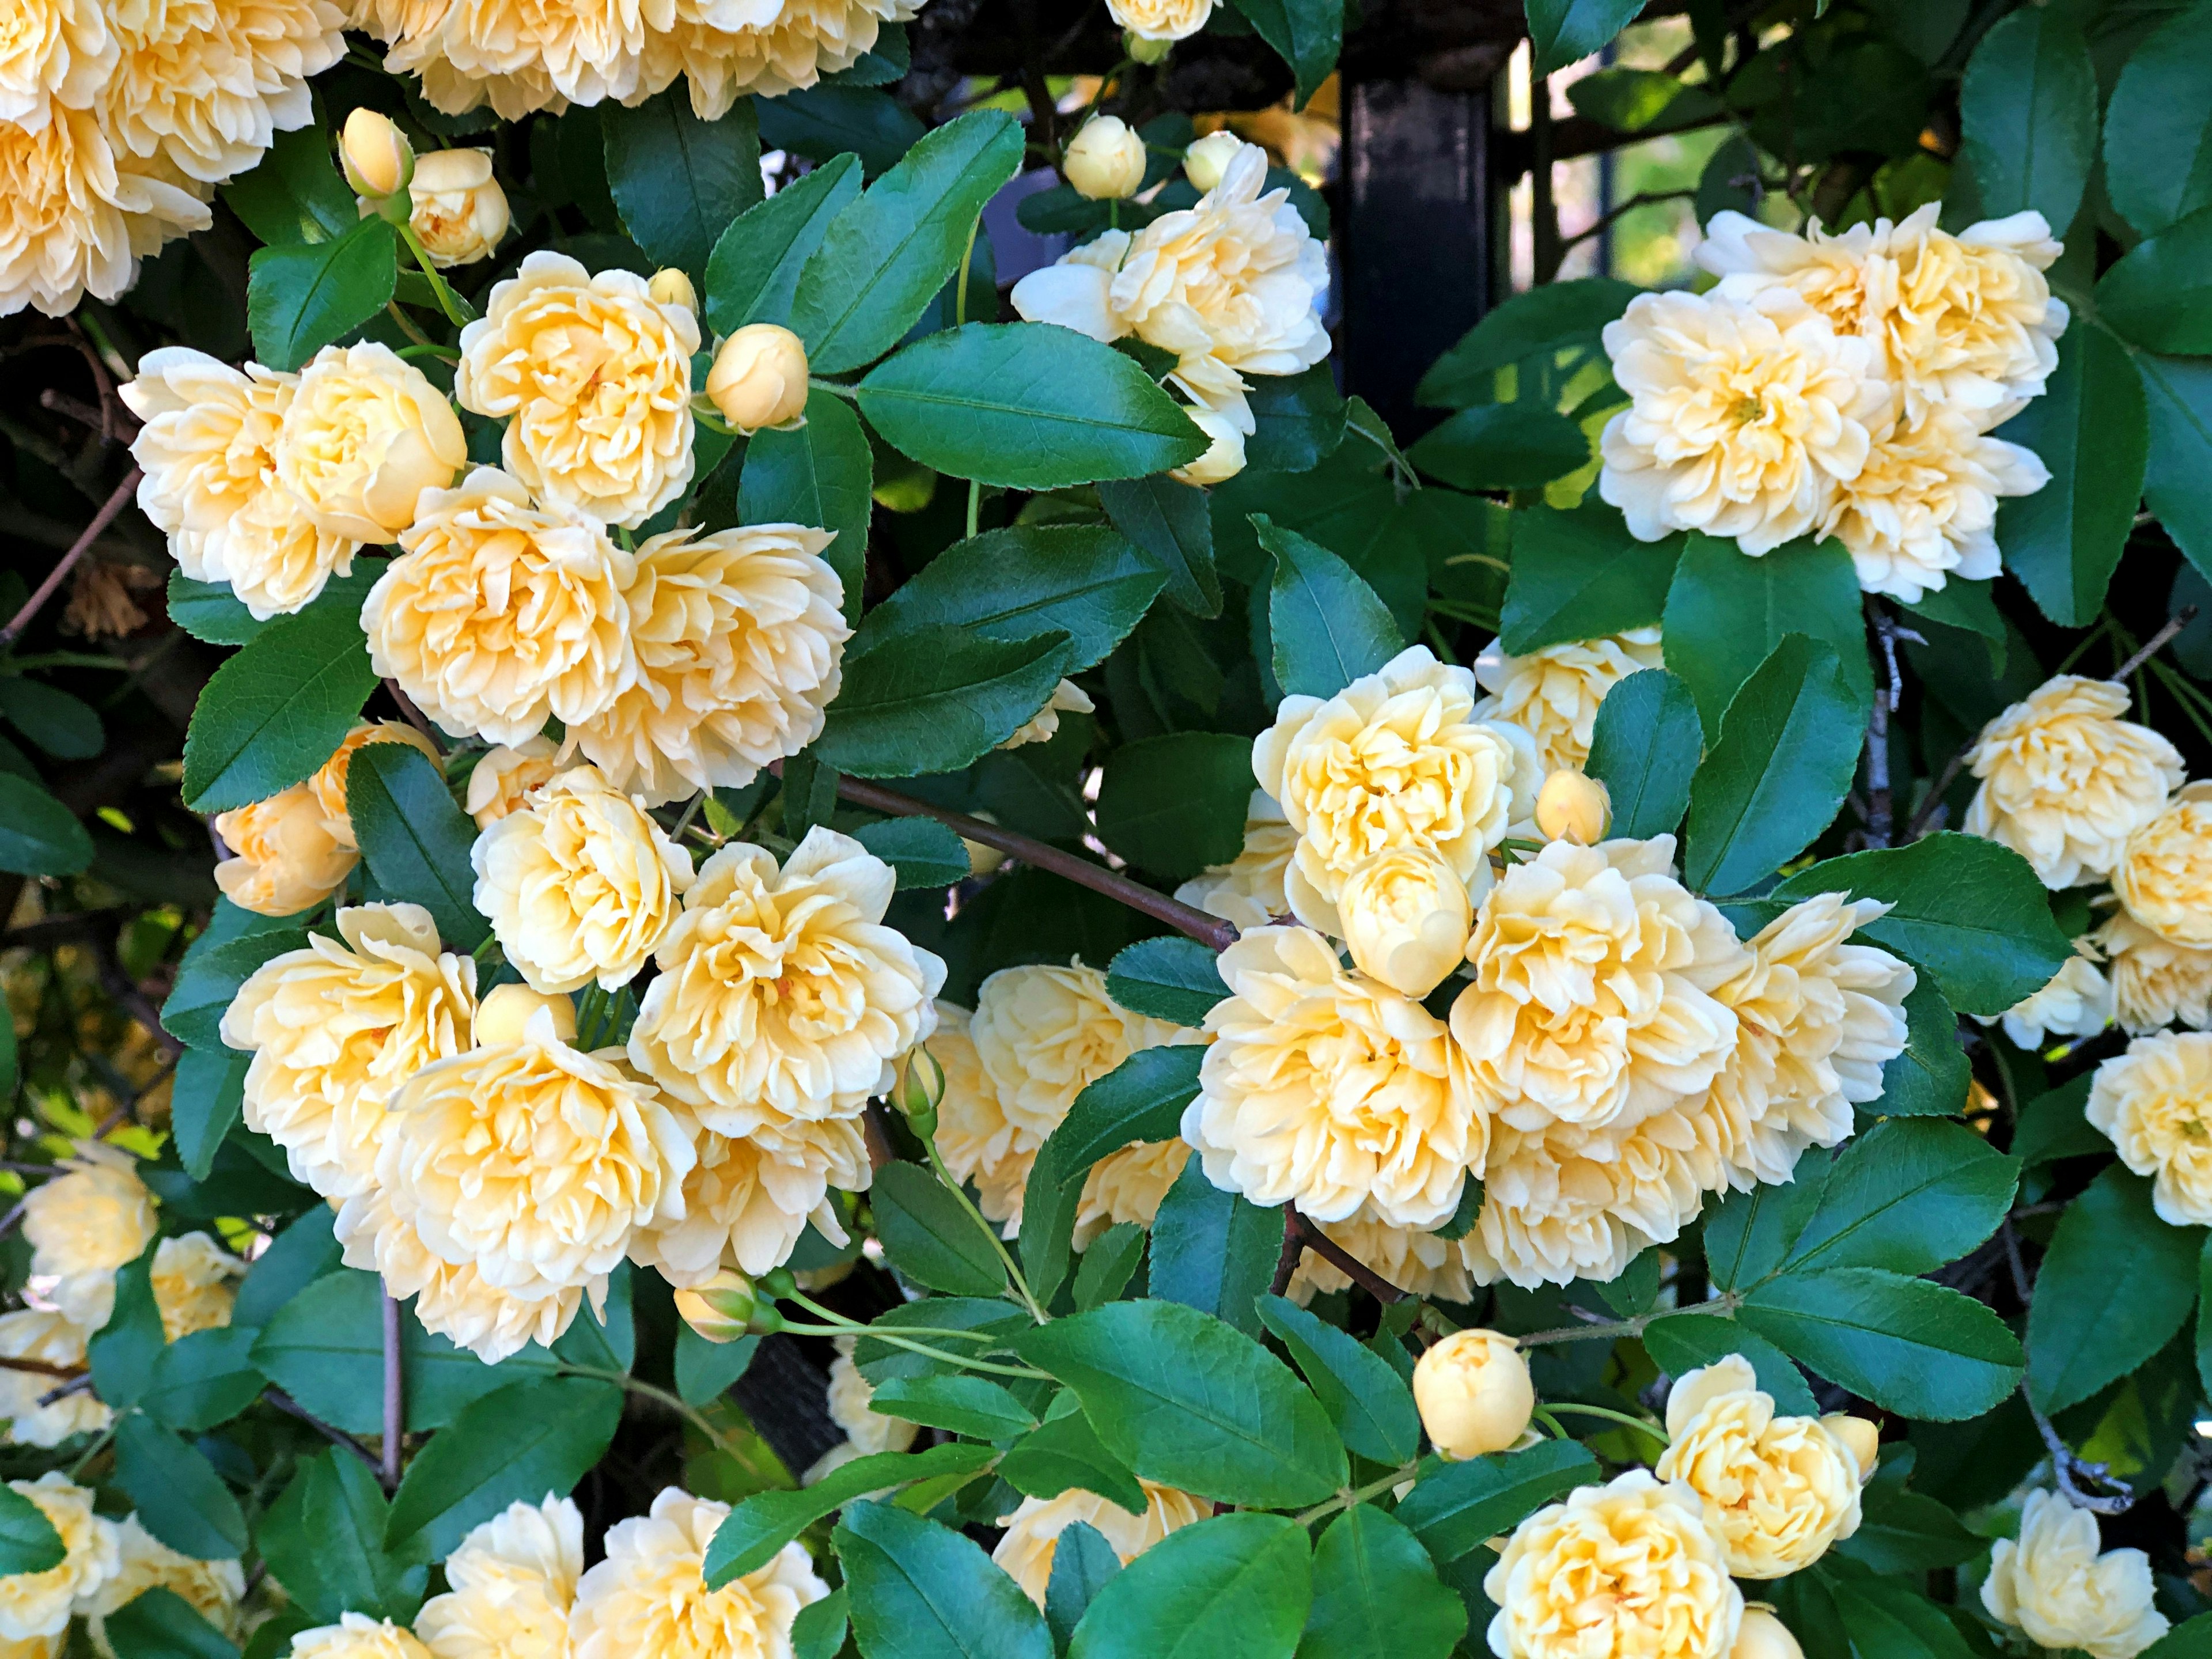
[35,1374,96,1408]
[0,1355,83,1381]
[1561,188,1699,251]
[1516,1293,1741,1349]
[2115,607,2198,683]
[0,469,141,651]
[380,1291,404,1490]
[2000,1222,2135,1514]
[1903,742,1972,841]
[1283,1210,1406,1304]
[264,1388,387,1476]
[383,681,446,751]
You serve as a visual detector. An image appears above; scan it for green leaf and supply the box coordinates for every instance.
[2103,8,2212,237]
[117,1416,249,1560]
[1877,979,1969,1118]
[349,743,489,952]
[2146,1615,2212,1659]
[1704,1176,1830,1293]
[1147,1159,1283,1337]
[1256,516,1403,699]
[1995,323,2148,624]
[1639,1316,1819,1415]
[233,1207,342,1329]
[1415,279,1638,409]
[2029,1164,2205,1414]
[870,1374,1037,1440]
[1525,0,1648,75]
[2100,202,2212,357]
[222,125,357,248]
[180,603,379,815]
[0,774,93,877]
[854,818,971,890]
[1781,1119,2018,1277]
[1959,4,2098,234]
[1683,635,1864,895]
[1243,368,1350,474]
[89,1248,165,1411]
[1499,505,1679,655]
[870,1161,1009,1297]
[676,1326,759,1407]
[857,526,1165,673]
[1048,1046,1208,1186]
[999,1406,1149,1513]
[247,218,400,373]
[2013,1073,2105,1171]
[755,86,925,177]
[1583,668,1702,840]
[837,1499,1051,1659]
[794,1590,850,1659]
[162,922,308,1051]
[1254,1295,1419,1465]
[1068,1513,1311,1659]
[1226,0,1342,108]
[1297,1506,1464,1659]
[1828,1575,1987,1659]
[1767,835,2071,1016]
[260,1450,428,1626]
[551,1260,636,1374]
[1105,938,1226,1029]
[858,324,1207,488]
[0,1483,65,1576]
[708,1444,1001,1586]
[1046,1524,1120,1655]
[603,90,763,284]
[707,153,862,333]
[0,678,102,758]
[1096,734,1254,881]
[2139,353,2212,582]
[170,1047,249,1181]
[1661,535,1869,737]
[815,624,1074,778]
[1073,1224,1146,1310]
[1832,1471,1986,1574]
[167,562,384,649]
[790,110,1026,373]
[1391,1441,1598,1564]
[853,1300,1029,1385]
[1739,1268,2024,1419]
[100,1587,240,1659]
[385,1376,622,1556]
[1097,475,1221,619]
[1406,405,1590,492]
[143,1327,265,1433]
[738,388,874,622]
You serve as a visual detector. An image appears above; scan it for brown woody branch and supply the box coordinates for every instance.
[0,469,141,652]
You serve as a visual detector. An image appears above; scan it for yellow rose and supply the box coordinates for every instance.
[213,782,357,916]
[0,1312,107,1449]
[569,522,850,807]
[464,738,561,829]
[457,251,702,528]
[992,1483,1210,1607]
[1175,792,1293,932]
[1599,288,1888,555]
[151,1232,245,1340]
[0,1475,119,1641]
[972,963,1194,1148]
[1461,1111,1697,1290]
[1338,844,1474,998]
[409,147,508,267]
[1982,944,2111,1050]
[1109,0,1214,42]
[276,343,467,543]
[706,324,810,435]
[105,0,341,187]
[366,467,637,747]
[416,1496,582,1659]
[222,903,477,1201]
[309,720,445,850]
[1285,1210,1476,1304]
[2113,781,2212,947]
[2092,908,2212,1035]
[628,830,945,1137]
[570,1489,828,1659]
[1074,1138,1192,1248]
[631,1114,870,1283]
[1254,645,1540,938]
[2086,1031,2212,1227]
[86,1516,245,1653]
[1187,925,1480,1229]
[1730,1609,1802,1659]
[1411,1328,1533,1459]
[339,107,412,198]
[1001,679,1094,750]
[22,1143,154,1330]
[335,1184,580,1363]
[1982,1491,2168,1659]
[1533,769,1612,845]
[1064,116,1147,199]
[1484,1470,1742,1659]
[1474,627,1664,772]
[825,1341,918,1457]
[930,1003,1031,1232]
[0,0,113,130]
[288,1614,434,1659]
[1965,677,2183,890]
[1654,1355,1871,1578]
[650,268,698,315]
[641,0,924,115]
[1166,397,1248,486]
[380,0,649,116]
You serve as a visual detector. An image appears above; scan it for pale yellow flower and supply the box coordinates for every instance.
[571,1489,828,1659]
[1412,1329,1533,1460]
[653,0,924,115]
[1186,925,1480,1229]
[0,0,113,129]
[825,1341,916,1456]
[1982,1491,2168,1659]
[1474,627,1665,773]
[570,524,849,808]
[410,148,509,268]
[1484,1470,1741,1659]
[0,101,207,319]
[22,1143,155,1330]
[275,343,468,544]
[630,1115,869,1283]
[1599,287,1888,554]
[930,1003,1031,1230]
[1338,844,1474,998]
[2087,1031,2212,1228]
[992,1483,1210,1607]
[2092,908,2212,1035]
[309,721,445,850]
[1173,792,1294,932]
[1001,680,1094,750]
[1732,1610,1802,1659]
[336,1184,581,1363]
[416,1495,582,1659]
[1167,396,1246,485]
[1063,118,1147,200]
[366,467,637,747]
[339,107,411,199]
[1283,1210,1476,1304]
[972,963,1194,1148]
[151,1232,245,1340]
[1460,1110,1707,1289]
[289,1613,434,1659]
[1253,645,1540,937]
[628,831,945,1138]
[1181,132,1241,194]
[213,783,357,917]
[388,0,654,115]
[1535,769,1612,846]
[0,1475,119,1641]
[1982,943,2112,1050]
[2113,782,2212,948]
[706,325,809,434]
[1106,0,1214,42]
[222,903,477,1201]
[1654,1355,1870,1579]
[86,1516,245,1652]
[466,738,562,829]
[105,0,342,185]
[1074,1138,1191,1248]
[456,252,700,528]
[0,1312,107,1448]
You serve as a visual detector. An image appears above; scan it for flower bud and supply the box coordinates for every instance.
[707,324,810,433]
[1730,1609,1803,1659]
[759,1266,797,1300]
[1535,768,1612,845]
[1063,116,1149,200]
[649,268,699,315]
[1182,131,1244,194]
[342,107,414,199]
[408,149,509,268]
[893,1044,945,1138]
[1169,402,1247,486]
[474,983,578,1046]
[1124,29,1173,62]
[674,1270,770,1343]
[1339,844,1473,998]
[1412,1328,1535,1460]
[1820,1412,1880,1480]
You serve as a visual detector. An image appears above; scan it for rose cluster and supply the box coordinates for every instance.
[1599,205,2066,605]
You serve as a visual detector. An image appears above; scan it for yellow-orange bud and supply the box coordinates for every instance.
[673,1270,761,1342]
[1064,117,1148,200]
[1412,1328,1534,1460]
[1732,1609,1804,1659]
[1535,769,1612,845]
[649,268,698,315]
[342,107,414,199]
[706,324,810,433]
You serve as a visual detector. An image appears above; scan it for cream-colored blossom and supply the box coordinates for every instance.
[825,1340,916,1456]
[467,738,562,828]
[631,1114,869,1283]
[289,1613,434,1659]
[1254,645,1539,937]
[0,1474,118,1641]
[628,831,945,1137]
[1964,677,2182,889]
[1484,1470,1741,1659]
[456,252,700,528]
[309,721,445,850]
[1074,1138,1191,1248]
[276,343,468,543]
[1063,117,1147,200]
[2113,782,2212,948]
[1186,925,1480,1229]
[105,0,342,185]
[1283,1210,1475,1304]
[213,783,357,916]
[416,1495,582,1659]
[1654,1355,1869,1579]
[151,1231,245,1340]
[1982,943,2112,1050]
[571,1489,827,1659]
[1474,627,1664,773]
[1982,1491,2168,1659]
[1599,287,1888,554]
[570,524,849,806]
[86,1516,245,1652]
[1002,679,1094,750]
[930,1003,1031,1230]
[0,102,207,319]
[706,324,808,434]
[1535,770,1612,845]
[2087,1031,2212,1228]
[645,0,926,117]
[0,0,113,128]
[993,1483,1210,1608]
[387,0,652,115]
[2092,908,2212,1035]
[336,1183,581,1363]
[1460,1110,1707,1290]
[410,148,509,268]
[366,467,637,747]
[972,963,1193,1147]
[1412,1329,1533,1460]
[0,1312,107,1448]
[1174,792,1293,932]
[222,903,477,1200]
[1107,0,1213,41]
[1338,844,1474,998]
[23,1143,155,1329]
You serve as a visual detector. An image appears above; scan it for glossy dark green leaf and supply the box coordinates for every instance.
[1660,535,1868,736]
[755,86,924,177]
[815,624,1074,778]
[143,1327,265,1433]
[1256,516,1403,699]
[1096,734,1253,880]
[0,772,94,877]
[738,388,874,621]
[162,921,309,1051]
[1254,1295,1419,1465]
[89,1249,165,1411]
[676,1326,759,1407]
[838,1499,1051,1659]
[1415,279,1637,408]
[0,678,102,758]
[2139,352,2212,582]
[1740,1268,2024,1419]
[1584,667,1702,839]
[1067,1513,1311,1659]
[706,153,862,332]
[1046,1523,1120,1656]
[247,218,400,373]
[1391,1441,1597,1563]
[170,1046,249,1181]
[180,603,378,814]
[166,562,382,649]
[233,1207,342,1329]
[1097,475,1221,618]
[1296,1506,1464,1659]
[1877,979,1969,1118]
[259,1450,428,1625]
[1105,938,1227,1028]
[1226,0,1342,107]
[349,744,488,951]
[1525,0,1649,74]
[1703,1175,1830,1293]
[0,1484,64,1576]
[2103,7,2212,237]
[1498,504,1679,654]
[1147,1159,1283,1337]
[1830,1574,1990,1658]
[1048,1046,1209,1187]
[870,1374,1037,1440]
[1073,1224,1146,1311]
[100,1587,239,1659]
[385,1376,623,1556]
[1959,5,2097,233]
[999,1406,1148,1513]
[858,526,1163,673]
[1243,368,1349,473]
[2146,1614,2212,1659]
[794,1590,850,1659]
[854,818,971,889]
[2099,203,2212,357]
[2029,1165,2205,1414]
[1639,1316,1819,1415]
[117,1416,249,1560]
[550,1260,635,1374]
[222,125,356,248]
[707,1444,1000,1586]
[2012,1073,2105,1172]
[1405,404,1590,492]
[1782,1118,2018,1278]
[1832,1472,1985,1574]
[603,90,763,283]
[870,1160,1009,1297]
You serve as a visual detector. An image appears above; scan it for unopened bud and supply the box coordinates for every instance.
[1412,1328,1534,1460]
[706,324,810,433]
[342,107,414,200]
[893,1044,945,1138]
[474,983,577,1046]
[649,268,698,315]
[1821,1412,1880,1481]
[1063,116,1148,201]
[673,1269,783,1342]
[1535,769,1612,845]
[1182,131,1243,194]
[1124,29,1173,62]
[1730,1609,1803,1659]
